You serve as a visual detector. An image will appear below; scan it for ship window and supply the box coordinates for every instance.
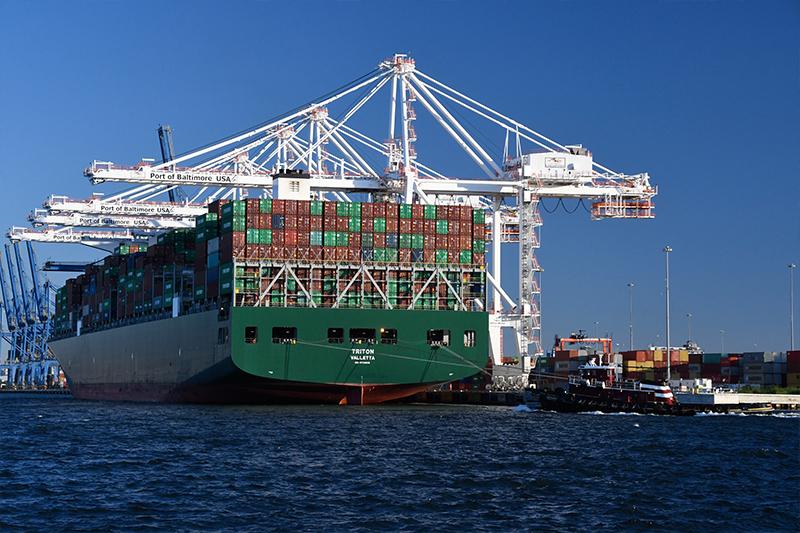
[245,326,258,344]
[427,329,450,347]
[464,330,476,347]
[218,327,229,345]
[380,328,397,345]
[328,327,344,344]
[350,328,376,344]
[272,327,297,344]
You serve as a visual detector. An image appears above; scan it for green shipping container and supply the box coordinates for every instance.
[361,232,374,248]
[194,286,206,301]
[260,198,273,214]
[436,250,449,264]
[336,202,349,216]
[411,234,424,249]
[348,217,361,232]
[436,220,449,234]
[424,205,437,220]
[220,279,233,294]
[373,218,386,233]
[220,263,234,280]
[473,239,485,254]
[337,232,349,247]
[324,231,337,246]
[310,231,323,247]
[261,229,272,245]
[399,204,413,219]
[399,234,412,249]
[247,229,260,244]
[459,250,473,264]
[386,248,398,262]
[473,209,486,224]
[310,200,324,216]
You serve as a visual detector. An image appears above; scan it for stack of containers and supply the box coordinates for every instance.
[721,354,739,384]
[741,352,769,386]
[620,349,688,381]
[787,351,800,387]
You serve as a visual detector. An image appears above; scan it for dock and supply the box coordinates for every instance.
[674,392,800,410]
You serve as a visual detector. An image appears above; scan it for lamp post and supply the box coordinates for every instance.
[791,264,795,351]
[663,246,672,381]
[628,283,634,351]
[594,321,599,338]
[687,314,692,344]
[720,330,724,354]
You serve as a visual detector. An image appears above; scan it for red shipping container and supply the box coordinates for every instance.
[412,204,424,218]
[347,249,360,263]
[424,235,436,249]
[246,198,260,215]
[424,249,436,263]
[473,223,486,239]
[298,231,310,247]
[386,217,399,233]
[308,246,323,261]
[324,202,337,216]
[424,219,436,235]
[689,353,703,364]
[247,213,260,227]
[323,246,337,261]
[460,236,472,250]
[310,215,323,231]
[362,203,374,218]
[349,233,361,248]
[285,230,298,247]
[273,230,286,246]
[474,253,485,265]
[297,215,310,231]
[207,280,219,299]
[336,217,349,232]
[195,269,206,286]
[258,214,271,229]
[297,200,310,215]
[337,247,349,261]
[399,249,412,263]
[374,233,387,248]
[285,215,298,230]
[399,219,413,234]
[449,250,460,263]
[385,204,399,218]
[411,218,424,234]
[373,203,386,218]
[285,200,297,215]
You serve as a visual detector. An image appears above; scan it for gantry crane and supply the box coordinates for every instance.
[12,55,655,384]
[0,242,59,388]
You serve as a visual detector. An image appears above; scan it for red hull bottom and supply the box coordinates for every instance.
[68,379,439,405]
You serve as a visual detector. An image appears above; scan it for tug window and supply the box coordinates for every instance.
[464,330,476,347]
[380,328,398,345]
[350,328,376,344]
[245,326,258,344]
[328,327,344,344]
[272,327,297,344]
[427,329,451,347]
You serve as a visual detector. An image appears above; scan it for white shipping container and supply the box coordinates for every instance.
[207,237,220,254]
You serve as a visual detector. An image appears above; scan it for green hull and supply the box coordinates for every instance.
[231,306,488,400]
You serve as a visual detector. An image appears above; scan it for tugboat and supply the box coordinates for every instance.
[539,357,696,416]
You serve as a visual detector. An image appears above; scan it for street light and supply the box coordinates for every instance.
[594,321,599,338]
[791,264,795,351]
[720,330,724,354]
[628,283,634,351]
[687,314,692,343]
[663,246,672,381]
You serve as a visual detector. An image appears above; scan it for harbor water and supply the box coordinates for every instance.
[1,397,798,532]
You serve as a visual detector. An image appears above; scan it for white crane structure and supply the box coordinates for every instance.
[11,55,656,380]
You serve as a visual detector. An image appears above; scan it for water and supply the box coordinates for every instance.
[2,397,798,533]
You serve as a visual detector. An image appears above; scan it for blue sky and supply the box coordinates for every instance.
[1,0,798,354]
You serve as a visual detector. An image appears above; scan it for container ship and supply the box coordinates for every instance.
[50,195,490,404]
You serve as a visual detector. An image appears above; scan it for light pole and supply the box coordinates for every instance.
[791,264,795,351]
[720,330,724,354]
[628,283,634,351]
[687,314,692,343]
[594,321,599,338]
[663,246,672,381]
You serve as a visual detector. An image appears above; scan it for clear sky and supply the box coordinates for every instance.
[1,0,798,355]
